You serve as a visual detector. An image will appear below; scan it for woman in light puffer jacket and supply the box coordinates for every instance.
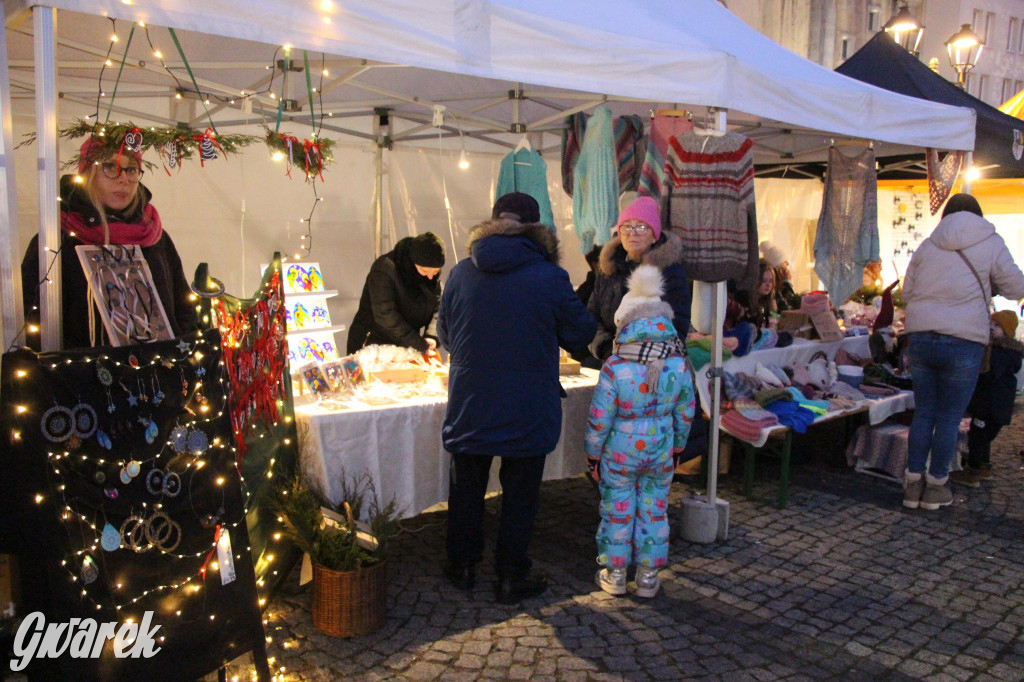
[901,193,1024,511]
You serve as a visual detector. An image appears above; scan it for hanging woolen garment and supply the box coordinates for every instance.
[663,131,759,289]
[561,112,645,197]
[496,148,554,229]
[637,115,693,202]
[814,145,879,306]
[572,105,619,253]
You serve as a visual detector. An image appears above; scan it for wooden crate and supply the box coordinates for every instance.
[558,358,581,375]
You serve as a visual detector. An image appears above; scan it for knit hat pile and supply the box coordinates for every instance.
[721,409,774,442]
[733,398,780,424]
[615,196,662,240]
[754,387,792,407]
[992,310,1019,339]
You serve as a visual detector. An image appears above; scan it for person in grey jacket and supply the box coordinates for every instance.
[901,194,1024,511]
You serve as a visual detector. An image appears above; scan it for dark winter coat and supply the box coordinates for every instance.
[587,231,691,362]
[438,218,597,458]
[21,178,195,350]
[968,336,1024,426]
[347,237,442,353]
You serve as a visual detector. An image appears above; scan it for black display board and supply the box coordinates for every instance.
[0,329,269,681]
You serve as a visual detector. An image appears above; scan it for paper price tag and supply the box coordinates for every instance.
[217,528,237,585]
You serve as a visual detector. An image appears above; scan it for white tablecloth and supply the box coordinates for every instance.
[695,335,914,447]
[295,370,600,519]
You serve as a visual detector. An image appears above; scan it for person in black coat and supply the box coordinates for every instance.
[347,232,445,354]
[951,311,1024,487]
[437,192,596,605]
[21,137,196,350]
[587,196,691,363]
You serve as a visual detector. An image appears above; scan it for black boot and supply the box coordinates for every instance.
[442,560,475,590]
[494,572,547,604]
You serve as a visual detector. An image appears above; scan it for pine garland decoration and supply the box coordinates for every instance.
[20,119,260,171]
[265,129,336,179]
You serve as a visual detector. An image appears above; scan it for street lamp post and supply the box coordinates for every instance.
[945,23,985,89]
[883,3,924,56]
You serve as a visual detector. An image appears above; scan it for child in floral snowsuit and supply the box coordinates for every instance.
[584,265,695,597]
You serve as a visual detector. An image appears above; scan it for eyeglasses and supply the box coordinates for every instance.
[619,223,652,236]
[99,162,144,182]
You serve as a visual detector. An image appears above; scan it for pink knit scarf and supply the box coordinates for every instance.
[61,203,164,247]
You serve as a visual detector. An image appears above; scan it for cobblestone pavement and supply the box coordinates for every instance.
[211,406,1024,681]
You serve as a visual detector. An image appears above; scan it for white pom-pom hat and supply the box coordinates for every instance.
[613,264,674,329]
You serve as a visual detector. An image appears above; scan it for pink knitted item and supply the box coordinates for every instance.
[616,196,662,239]
[722,410,773,441]
[800,292,831,315]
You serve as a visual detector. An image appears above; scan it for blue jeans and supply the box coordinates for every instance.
[907,332,984,478]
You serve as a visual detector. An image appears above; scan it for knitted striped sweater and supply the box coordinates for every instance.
[662,131,759,288]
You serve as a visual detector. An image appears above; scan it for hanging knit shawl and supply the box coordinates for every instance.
[813,145,879,305]
[572,105,619,252]
[637,115,693,201]
[561,111,645,197]
[663,131,758,288]
[613,337,686,392]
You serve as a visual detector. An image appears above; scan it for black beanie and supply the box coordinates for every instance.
[491,192,540,224]
[407,232,446,267]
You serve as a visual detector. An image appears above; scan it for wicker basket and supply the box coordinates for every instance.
[312,560,387,637]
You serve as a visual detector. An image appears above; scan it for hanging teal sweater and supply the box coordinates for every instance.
[572,105,619,253]
[496,148,554,229]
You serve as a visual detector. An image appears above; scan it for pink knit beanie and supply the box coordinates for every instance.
[78,136,143,175]
[616,196,662,240]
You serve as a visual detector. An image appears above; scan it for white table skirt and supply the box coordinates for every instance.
[295,369,600,519]
[695,335,914,447]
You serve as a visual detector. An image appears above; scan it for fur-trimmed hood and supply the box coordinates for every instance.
[466,218,561,272]
[598,228,683,276]
[992,335,1024,354]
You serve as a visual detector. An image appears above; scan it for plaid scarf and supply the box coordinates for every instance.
[614,338,686,391]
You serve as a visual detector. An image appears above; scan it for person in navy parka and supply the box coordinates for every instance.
[437,192,597,605]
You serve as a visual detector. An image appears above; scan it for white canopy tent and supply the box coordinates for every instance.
[0,0,977,531]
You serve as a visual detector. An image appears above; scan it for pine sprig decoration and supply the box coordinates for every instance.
[265,129,336,179]
[274,470,399,572]
[19,119,260,171]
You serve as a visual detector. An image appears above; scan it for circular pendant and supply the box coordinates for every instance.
[96,364,114,387]
[71,403,98,439]
[96,430,112,450]
[41,405,75,443]
[126,460,141,478]
[170,426,189,454]
[129,355,139,369]
[93,470,106,485]
[161,472,181,498]
[145,469,164,495]
[119,468,132,485]
[187,428,209,455]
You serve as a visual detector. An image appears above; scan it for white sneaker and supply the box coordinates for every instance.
[634,566,661,598]
[595,567,627,596]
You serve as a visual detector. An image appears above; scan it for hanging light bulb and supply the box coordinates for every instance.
[458,148,470,170]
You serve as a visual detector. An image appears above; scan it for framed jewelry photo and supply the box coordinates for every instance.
[76,244,175,346]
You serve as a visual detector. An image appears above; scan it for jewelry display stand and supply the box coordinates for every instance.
[0,330,269,681]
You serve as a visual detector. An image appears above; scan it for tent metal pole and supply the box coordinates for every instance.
[34,6,61,351]
[706,108,729,510]
[373,110,391,259]
[0,11,24,349]
[962,151,973,195]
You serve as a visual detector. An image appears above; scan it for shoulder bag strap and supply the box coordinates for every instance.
[956,249,989,307]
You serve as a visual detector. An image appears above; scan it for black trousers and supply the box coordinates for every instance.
[445,452,547,578]
[967,417,1003,469]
